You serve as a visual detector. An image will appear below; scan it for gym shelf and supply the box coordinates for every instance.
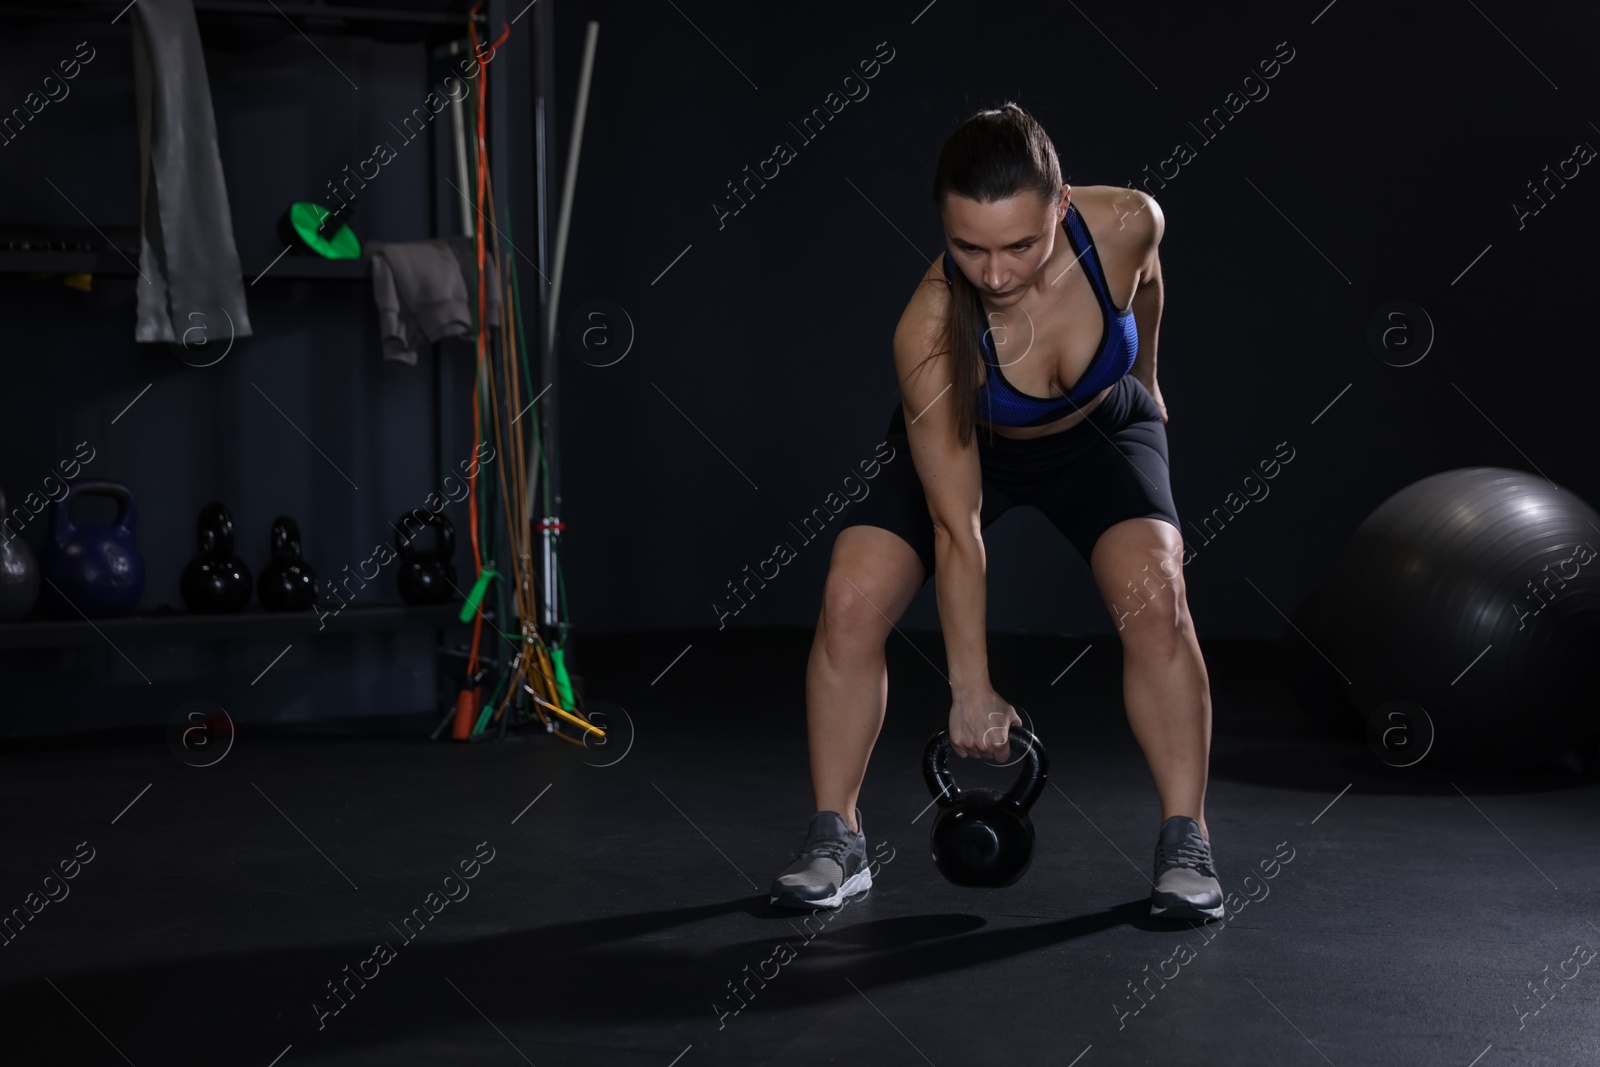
[0,249,370,281]
[0,2,482,34]
[0,600,463,649]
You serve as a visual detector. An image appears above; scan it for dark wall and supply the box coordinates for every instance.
[0,11,479,732]
[3,0,1597,740]
[548,1,1600,639]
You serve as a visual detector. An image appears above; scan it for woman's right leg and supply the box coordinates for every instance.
[806,524,928,833]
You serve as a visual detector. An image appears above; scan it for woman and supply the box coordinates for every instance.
[769,103,1223,922]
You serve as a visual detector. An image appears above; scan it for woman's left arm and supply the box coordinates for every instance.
[1125,192,1167,423]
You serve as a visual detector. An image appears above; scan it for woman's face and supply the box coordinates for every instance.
[941,186,1068,304]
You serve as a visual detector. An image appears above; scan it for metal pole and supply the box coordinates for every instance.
[532,0,562,632]
[537,20,598,633]
[545,21,599,358]
[447,39,475,238]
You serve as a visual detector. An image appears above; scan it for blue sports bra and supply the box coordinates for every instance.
[941,203,1139,427]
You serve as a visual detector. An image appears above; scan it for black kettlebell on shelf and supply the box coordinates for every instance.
[394,508,457,605]
[922,723,1049,888]
[258,516,317,611]
[180,502,252,614]
[0,485,41,622]
[38,479,146,619]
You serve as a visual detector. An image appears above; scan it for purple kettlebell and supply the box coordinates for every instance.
[40,480,146,618]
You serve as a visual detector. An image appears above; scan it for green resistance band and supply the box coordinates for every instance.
[551,647,577,711]
[458,566,500,623]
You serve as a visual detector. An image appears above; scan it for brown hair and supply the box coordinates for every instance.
[924,102,1063,447]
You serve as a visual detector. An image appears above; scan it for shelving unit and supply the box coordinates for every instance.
[0,601,461,649]
[0,0,558,729]
[0,247,371,280]
[0,2,484,43]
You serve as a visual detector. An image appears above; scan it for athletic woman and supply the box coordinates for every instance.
[769,103,1223,922]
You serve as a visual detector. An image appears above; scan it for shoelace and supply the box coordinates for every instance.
[790,836,852,866]
[1156,834,1212,871]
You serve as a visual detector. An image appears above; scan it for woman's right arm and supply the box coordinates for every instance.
[892,280,1020,760]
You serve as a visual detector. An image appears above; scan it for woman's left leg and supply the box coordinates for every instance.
[1088,517,1213,842]
[1020,377,1220,915]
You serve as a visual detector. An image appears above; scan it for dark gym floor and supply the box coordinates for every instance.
[3,628,1597,1066]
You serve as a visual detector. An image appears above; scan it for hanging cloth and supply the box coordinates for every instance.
[130,0,253,343]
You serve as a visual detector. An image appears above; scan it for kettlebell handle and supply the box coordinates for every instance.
[269,516,304,558]
[196,502,235,556]
[54,479,138,539]
[393,508,456,561]
[923,723,1048,814]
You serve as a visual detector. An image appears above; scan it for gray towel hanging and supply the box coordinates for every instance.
[131,0,253,344]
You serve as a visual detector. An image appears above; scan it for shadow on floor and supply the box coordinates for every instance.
[2,890,1173,1059]
[1209,741,1599,796]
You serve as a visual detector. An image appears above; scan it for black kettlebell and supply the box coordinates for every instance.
[394,509,457,605]
[180,502,252,613]
[258,516,317,611]
[0,485,41,622]
[922,723,1049,888]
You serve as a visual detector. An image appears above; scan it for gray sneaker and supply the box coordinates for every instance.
[770,810,871,910]
[1150,815,1225,920]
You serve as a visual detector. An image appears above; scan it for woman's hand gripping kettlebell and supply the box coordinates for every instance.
[948,685,1022,763]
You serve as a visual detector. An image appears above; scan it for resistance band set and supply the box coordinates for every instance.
[438,7,599,749]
